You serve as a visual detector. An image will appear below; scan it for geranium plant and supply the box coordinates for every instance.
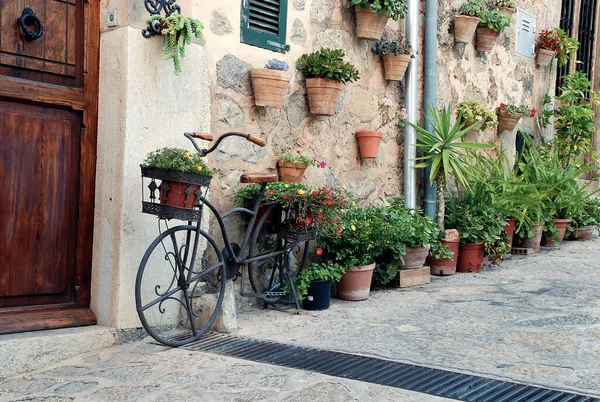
[297,48,360,84]
[350,0,408,20]
[538,29,561,52]
[278,147,327,168]
[371,40,415,57]
[456,101,499,131]
[497,103,536,117]
[143,147,213,175]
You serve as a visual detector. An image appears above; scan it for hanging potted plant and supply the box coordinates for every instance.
[496,103,534,133]
[536,29,560,66]
[476,8,512,52]
[456,101,499,136]
[356,98,403,158]
[496,0,515,16]
[350,0,408,40]
[276,147,326,183]
[294,261,345,311]
[372,39,415,81]
[251,59,291,108]
[454,0,487,44]
[297,48,360,116]
[146,14,204,76]
[142,147,214,209]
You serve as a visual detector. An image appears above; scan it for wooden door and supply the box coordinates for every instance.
[0,0,99,333]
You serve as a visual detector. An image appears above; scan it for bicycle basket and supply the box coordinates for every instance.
[140,165,212,222]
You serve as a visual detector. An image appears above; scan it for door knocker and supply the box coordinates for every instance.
[18,8,44,41]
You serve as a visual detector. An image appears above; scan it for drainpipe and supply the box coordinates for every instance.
[423,0,438,219]
[403,0,419,209]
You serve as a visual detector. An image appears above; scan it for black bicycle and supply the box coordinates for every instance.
[135,132,314,346]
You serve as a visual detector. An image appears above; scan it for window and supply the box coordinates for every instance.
[515,9,536,60]
[241,0,289,53]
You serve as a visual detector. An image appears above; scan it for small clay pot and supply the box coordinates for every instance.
[497,110,522,133]
[571,225,594,241]
[382,54,411,81]
[400,245,431,269]
[504,218,516,253]
[277,160,307,183]
[160,181,200,209]
[356,130,383,158]
[541,218,571,247]
[456,242,484,273]
[476,27,500,52]
[337,263,375,301]
[520,222,544,249]
[305,78,343,116]
[536,48,555,66]
[354,6,389,40]
[429,240,459,276]
[498,6,515,17]
[454,15,480,44]
[251,68,290,108]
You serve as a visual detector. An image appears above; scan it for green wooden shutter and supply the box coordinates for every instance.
[241,0,289,53]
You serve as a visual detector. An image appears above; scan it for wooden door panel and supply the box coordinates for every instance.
[0,101,80,302]
[0,0,80,86]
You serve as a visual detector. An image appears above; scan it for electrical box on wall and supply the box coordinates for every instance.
[515,9,536,60]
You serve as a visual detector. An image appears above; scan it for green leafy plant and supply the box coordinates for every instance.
[456,101,499,131]
[147,14,203,75]
[350,0,408,20]
[297,49,360,84]
[400,105,494,230]
[277,146,326,167]
[538,93,554,129]
[143,147,213,175]
[497,103,536,117]
[371,40,415,57]
[458,0,487,17]
[556,28,580,67]
[496,0,515,7]
[568,196,600,234]
[479,8,512,33]
[293,261,345,299]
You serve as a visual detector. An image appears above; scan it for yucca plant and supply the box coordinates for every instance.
[401,105,494,230]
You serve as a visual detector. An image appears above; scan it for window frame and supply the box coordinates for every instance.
[240,0,289,53]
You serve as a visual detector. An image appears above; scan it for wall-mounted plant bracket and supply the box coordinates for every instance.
[141,0,181,38]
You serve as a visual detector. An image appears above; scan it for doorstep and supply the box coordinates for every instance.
[0,325,117,378]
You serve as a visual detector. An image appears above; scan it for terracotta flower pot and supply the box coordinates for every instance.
[400,245,431,269]
[476,27,500,52]
[337,263,375,301]
[305,78,343,116]
[277,160,307,183]
[251,68,290,108]
[499,6,515,17]
[160,181,200,209]
[382,54,411,81]
[536,48,555,66]
[356,130,383,158]
[454,15,480,44]
[520,222,544,249]
[456,242,484,273]
[497,110,522,133]
[429,240,459,276]
[570,225,594,240]
[354,6,388,40]
[504,218,516,253]
[541,218,571,247]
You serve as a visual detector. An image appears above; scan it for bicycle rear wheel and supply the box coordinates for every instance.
[135,225,225,346]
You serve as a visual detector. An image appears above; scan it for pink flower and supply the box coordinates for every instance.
[401,108,408,119]
[319,161,327,169]
[381,98,393,107]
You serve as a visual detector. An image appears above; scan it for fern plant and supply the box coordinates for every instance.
[148,14,203,75]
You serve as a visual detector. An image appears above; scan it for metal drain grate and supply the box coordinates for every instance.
[182,333,600,402]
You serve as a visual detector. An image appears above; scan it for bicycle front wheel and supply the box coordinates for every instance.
[135,225,225,346]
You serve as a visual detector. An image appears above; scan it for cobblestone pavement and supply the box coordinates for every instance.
[0,340,450,401]
[236,238,600,398]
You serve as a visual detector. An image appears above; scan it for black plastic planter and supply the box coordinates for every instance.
[302,279,331,311]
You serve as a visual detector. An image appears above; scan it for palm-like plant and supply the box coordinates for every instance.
[402,105,494,229]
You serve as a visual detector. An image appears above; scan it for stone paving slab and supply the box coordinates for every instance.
[0,341,452,401]
[235,238,600,398]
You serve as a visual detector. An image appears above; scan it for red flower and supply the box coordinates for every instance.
[336,230,342,236]
[337,199,342,204]
[530,108,537,118]
[338,224,343,229]
[312,191,318,196]
[322,186,327,191]
[318,213,324,219]
[305,217,313,225]
[316,248,323,256]
[283,195,288,200]
[269,190,275,195]
[333,219,338,224]
[499,103,506,110]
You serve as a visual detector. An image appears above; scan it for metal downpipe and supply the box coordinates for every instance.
[423,0,438,218]
[403,0,419,208]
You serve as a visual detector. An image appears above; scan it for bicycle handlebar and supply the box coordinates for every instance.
[184,131,266,157]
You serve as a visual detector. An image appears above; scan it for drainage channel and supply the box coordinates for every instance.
[181,333,600,402]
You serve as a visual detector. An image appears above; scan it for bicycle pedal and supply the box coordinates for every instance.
[265,291,286,297]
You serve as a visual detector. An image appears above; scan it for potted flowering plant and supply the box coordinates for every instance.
[568,196,600,240]
[371,39,415,81]
[350,0,408,40]
[277,147,326,183]
[454,0,487,44]
[251,59,291,108]
[496,103,535,133]
[142,147,214,209]
[456,101,499,135]
[536,29,560,66]
[477,8,512,52]
[294,261,345,310]
[496,0,515,16]
[297,49,360,116]
[356,98,404,158]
